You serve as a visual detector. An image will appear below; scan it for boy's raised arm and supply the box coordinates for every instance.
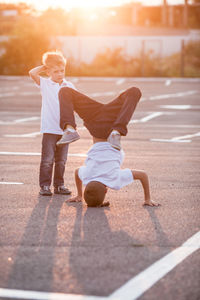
[132,170,160,207]
[29,65,46,86]
[66,168,83,203]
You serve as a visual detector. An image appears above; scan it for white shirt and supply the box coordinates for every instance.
[78,142,134,190]
[37,77,76,134]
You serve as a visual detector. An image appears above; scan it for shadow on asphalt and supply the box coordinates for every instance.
[5,197,170,296]
[6,195,65,292]
[145,207,171,246]
[68,205,154,296]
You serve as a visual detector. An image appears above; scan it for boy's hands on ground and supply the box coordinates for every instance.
[143,200,160,207]
[65,195,82,203]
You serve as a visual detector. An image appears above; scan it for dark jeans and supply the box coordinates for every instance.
[59,86,142,139]
[39,133,69,187]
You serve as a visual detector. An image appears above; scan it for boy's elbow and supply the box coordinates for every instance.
[75,168,80,177]
[132,169,148,181]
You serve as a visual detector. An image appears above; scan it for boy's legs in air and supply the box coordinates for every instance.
[57,86,141,149]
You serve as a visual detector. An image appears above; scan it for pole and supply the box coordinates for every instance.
[141,40,145,77]
[180,39,185,77]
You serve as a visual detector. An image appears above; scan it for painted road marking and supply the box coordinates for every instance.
[0,182,24,185]
[0,231,199,300]
[165,79,171,86]
[0,86,19,91]
[159,105,200,110]
[20,91,40,96]
[0,92,40,97]
[89,91,115,97]
[109,230,200,300]
[4,132,41,138]
[151,131,200,143]
[3,126,86,138]
[0,89,198,103]
[116,78,126,85]
[149,90,197,101]
[0,152,87,157]
[1,111,173,135]
[0,93,15,98]
[138,90,198,103]
[0,117,40,125]
[0,289,110,300]
[151,139,191,143]
[130,112,175,124]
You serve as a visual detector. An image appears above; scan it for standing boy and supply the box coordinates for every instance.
[29,51,76,196]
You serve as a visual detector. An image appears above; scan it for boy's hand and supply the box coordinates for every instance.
[143,200,160,207]
[65,195,82,203]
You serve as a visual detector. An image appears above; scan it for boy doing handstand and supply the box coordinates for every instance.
[66,137,159,207]
[56,84,159,207]
[29,51,76,196]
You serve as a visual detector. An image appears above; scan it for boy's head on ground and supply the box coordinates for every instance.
[84,181,108,207]
[42,51,66,84]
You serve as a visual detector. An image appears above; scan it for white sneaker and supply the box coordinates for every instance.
[57,130,80,146]
[107,132,121,150]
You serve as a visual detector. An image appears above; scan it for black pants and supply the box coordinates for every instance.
[59,86,142,139]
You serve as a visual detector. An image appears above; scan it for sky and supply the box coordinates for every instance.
[0,0,190,10]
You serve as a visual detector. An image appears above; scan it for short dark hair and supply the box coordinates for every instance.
[84,181,106,207]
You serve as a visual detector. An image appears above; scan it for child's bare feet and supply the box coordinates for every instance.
[143,200,160,207]
[66,195,82,203]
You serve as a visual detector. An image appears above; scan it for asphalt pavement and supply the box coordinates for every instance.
[0,76,200,300]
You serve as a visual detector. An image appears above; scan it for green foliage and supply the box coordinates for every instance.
[69,42,200,77]
[0,18,51,75]
[0,34,199,77]
[38,8,76,35]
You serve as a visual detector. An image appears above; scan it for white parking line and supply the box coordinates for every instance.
[3,128,86,138]
[0,86,19,91]
[151,131,200,143]
[129,112,175,124]
[0,92,40,97]
[172,132,200,141]
[159,105,200,110]
[165,79,171,86]
[0,93,15,98]
[19,92,40,96]
[0,117,40,125]
[109,230,200,300]
[0,231,199,300]
[0,182,24,185]
[0,289,109,300]
[0,152,87,157]
[89,91,115,97]
[149,90,197,101]
[4,132,41,138]
[116,78,126,85]
[151,138,191,143]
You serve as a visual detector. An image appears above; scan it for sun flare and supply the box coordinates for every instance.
[4,0,135,11]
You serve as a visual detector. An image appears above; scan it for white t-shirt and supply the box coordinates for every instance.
[78,142,134,190]
[37,77,76,134]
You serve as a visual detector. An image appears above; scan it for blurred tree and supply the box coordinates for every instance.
[38,8,76,35]
[0,18,51,75]
[0,2,36,35]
